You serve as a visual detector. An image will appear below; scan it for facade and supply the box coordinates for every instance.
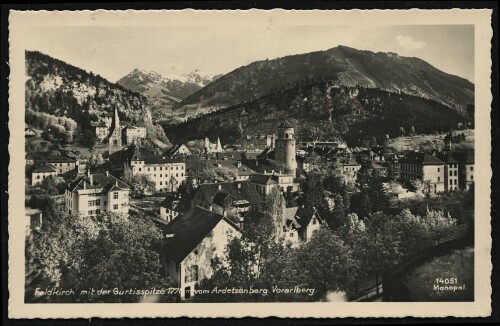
[123,123,147,145]
[127,146,186,192]
[399,152,445,194]
[107,106,123,153]
[283,206,323,247]
[437,153,460,191]
[161,207,241,300]
[452,150,474,190]
[95,123,109,141]
[31,164,58,186]
[274,120,297,176]
[65,171,130,216]
[160,195,190,223]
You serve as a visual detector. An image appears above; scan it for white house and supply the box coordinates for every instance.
[31,164,58,186]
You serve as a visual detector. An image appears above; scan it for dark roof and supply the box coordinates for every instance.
[451,150,474,164]
[129,146,184,164]
[399,152,444,165]
[68,173,130,192]
[160,195,191,213]
[250,174,277,185]
[295,207,321,228]
[45,153,77,163]
[162,207,239,262]
[437,153,459,164]
[197,181,265,206]
[33,164,57,173]
[278,120,293,128]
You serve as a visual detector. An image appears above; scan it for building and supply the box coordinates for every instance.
[45,154,78,175]
[204,137,223,154]
[237,134,276,150]
[340,158,361,184]
[95,122,109,141]
[25,208,42,236]
[283,206,323,247]
[192,181,265,215]
[65,171,130,216]
[437,153,460,191]
[451,150,474,190]
[399,152,445,194]
[164,144,192,157]
[25,128,36,137]
[161,207,241,300]
[31,164,58,186]
[122,122,147,146]
[107,106,123,153]
[160,195,190,223]
[250,173,300,197]
[126,146,186,192]
[274,121,297,176]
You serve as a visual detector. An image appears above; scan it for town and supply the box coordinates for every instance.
[25,103,475,302]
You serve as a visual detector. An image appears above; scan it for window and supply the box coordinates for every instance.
[454,171,457,176]
[471,175,474,180]
[113,192,118,199]
[437,168,440,172]
[449,171,452,176]
[437,177,440,182]
[470,166,474,171]
[290,232,294,237]
[160,181,162,186]
[113,204,118,210]
[312,218,317,225]
[96,209,101,214]
[138,168,142,172]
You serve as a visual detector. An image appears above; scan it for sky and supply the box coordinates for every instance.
[25,24,474,83]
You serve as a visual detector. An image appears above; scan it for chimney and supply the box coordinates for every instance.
[116,180,118,187]
[83,181,86,189]
[106,170,109,177]
[90,174,93,185]
[237,182,241,189]
[209,205,213,211]
[236,161,242,168]
[218,184,222,191]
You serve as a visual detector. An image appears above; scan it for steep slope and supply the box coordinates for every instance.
[164,82,472,147]
[178,46,474,117]
[25,51,169,144]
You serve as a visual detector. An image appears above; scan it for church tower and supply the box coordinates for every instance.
[275,120,297,176]
[108,105,122,153]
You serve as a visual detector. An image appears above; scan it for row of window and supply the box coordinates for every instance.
[88,199,101,207]
[449,170,458,176]
[88,209,101,215]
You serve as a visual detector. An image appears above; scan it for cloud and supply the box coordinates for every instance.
[396,35,426,51]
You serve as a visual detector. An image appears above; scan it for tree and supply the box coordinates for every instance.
[41,175,64,195]
[124,174,156,198]
[295,228,359,299]
[82,129,96,149]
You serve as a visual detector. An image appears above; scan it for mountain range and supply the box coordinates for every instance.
[116,69,221,121]
[176,45,474,119]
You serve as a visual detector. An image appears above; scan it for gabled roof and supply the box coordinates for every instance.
[33,164,57,173]
[399,151,444,165]
[250,174,277,185]
[45,153,77,163]
[68,173,130,192]
[162,207,239,262]
[160,195,191,213]
[196,181,265,206]
[129,146,184,164]
[284,206,322,229]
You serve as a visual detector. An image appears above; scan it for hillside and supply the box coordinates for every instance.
[117,69,221,121]
[177,45,474,118]
[25,51,169,145]
[164,82,472,147]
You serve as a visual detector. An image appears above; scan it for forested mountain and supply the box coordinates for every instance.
[25,51,169,144]
[164,82,472,147]
[177,45,474,117]
[117,69,221,121]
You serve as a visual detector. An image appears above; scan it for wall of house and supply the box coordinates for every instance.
[444,163,459,191]
[160,207,178,223]
[459,163,474,190]
[107,189,129,214]
[423,164,445,194]
[131,160,186,192]
[179,219,240,300]
[31,171,57,186]
[305,216,321,242]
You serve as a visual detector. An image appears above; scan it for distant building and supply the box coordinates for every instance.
[31,164,58,186]
[25,208,42,236]
[107,106,123,153]
[399,152,445,194]
[204,137,223,154]
[274,121,297,176]
[160,195,190,223]
[95,122,109,141]
[161,207,241,300]
[192,181,265,215]
[340,158,361,184]
[25,152,77,175]
[25,128,36,137]
[164,144,192,157]
[126,146,186,192]
[65,171,130,216]
[122,122,147,145]
[437,153,460,191]
[451,150,474,190]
